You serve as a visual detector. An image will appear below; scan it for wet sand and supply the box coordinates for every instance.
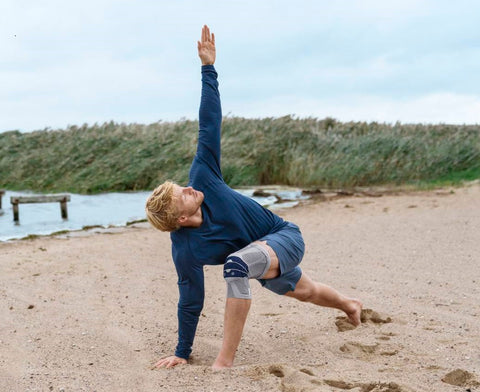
[1,183,479,391]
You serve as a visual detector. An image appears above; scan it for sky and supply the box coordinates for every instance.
[1,0,480,132]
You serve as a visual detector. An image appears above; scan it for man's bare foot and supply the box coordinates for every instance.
[345,298,363,326]
[212,357,233,371]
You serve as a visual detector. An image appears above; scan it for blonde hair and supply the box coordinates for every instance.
[145,181,180,232]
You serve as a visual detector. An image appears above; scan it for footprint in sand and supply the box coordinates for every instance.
[247,365,411,391]
[441,369,480,388]
[375,331,397,341]
[323,379,414,392]
[335,309,392,332]
[339,341,400,359]
[247,364,330,391]
[269,365,285,378]
[267,365,325,391]
[340,341,378,355]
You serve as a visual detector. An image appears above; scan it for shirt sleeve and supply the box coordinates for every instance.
[191,65,222,181]
[173,257,205,360]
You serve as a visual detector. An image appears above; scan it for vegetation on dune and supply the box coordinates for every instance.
[0,116,479,194]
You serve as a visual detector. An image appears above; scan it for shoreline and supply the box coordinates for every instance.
[2,181,476,243]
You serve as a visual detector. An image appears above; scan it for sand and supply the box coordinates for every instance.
[1,183,479,392]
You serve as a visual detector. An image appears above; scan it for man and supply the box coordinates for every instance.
[146,25,362,370]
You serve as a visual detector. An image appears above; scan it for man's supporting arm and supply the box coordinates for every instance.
[175,266,205,359]
[153,264,205,368]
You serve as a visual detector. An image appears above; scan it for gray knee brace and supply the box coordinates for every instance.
[223,243,271,299]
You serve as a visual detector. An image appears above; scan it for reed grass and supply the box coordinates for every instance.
[1,117,479,194]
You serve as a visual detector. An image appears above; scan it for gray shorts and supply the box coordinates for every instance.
[257,222,305,295]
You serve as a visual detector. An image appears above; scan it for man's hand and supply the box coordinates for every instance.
[198,25,216,65]
[151,355,187,369]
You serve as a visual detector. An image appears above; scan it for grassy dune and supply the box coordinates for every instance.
[1,117,479,194]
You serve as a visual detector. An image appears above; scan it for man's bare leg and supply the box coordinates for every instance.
[256,242,361,326]
[285,273,362,326]
[212,241,278,370]
[212,243,362,370]
[212,297,251,370]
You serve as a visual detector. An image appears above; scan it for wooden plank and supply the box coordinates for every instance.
[13,203,19,222]
[10,194,71,204]
[0,189,4,210]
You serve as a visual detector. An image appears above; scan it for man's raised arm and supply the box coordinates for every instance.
[195,25,222,176]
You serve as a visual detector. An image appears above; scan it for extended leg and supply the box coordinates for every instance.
[285,273,362,326]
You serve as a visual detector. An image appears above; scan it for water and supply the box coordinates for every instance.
[0,188,308,241]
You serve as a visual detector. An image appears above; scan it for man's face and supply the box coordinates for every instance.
[173,185,204,218]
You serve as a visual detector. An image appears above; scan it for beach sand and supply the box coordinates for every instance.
[1,183,479,392]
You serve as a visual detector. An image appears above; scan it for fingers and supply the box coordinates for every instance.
[152,360,168,369]
[151,356,186,370]
[201,25,213,44]
[155,358,168,367]
[204,25,209,42]
[202,25,210,43]
[166,358,180,368]
[152,357,171,369]
[151,360,164,370]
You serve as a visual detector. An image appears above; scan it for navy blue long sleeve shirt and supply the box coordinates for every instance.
[170,65,287,359]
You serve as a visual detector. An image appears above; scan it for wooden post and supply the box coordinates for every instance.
[13,202,19,222]
[60,198,68,219]
[0,189,4,209]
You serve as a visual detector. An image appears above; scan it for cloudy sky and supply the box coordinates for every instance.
[2,0,479,132]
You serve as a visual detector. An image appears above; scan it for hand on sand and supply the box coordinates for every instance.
[151,355,187,369]
[198,25,216,65]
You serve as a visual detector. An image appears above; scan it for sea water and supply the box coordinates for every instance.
[0,188,308,241]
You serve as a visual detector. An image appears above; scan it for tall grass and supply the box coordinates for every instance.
[0,117,479,194]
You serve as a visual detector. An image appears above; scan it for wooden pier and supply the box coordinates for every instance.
[0,189,4,215]
[10,194,71,222]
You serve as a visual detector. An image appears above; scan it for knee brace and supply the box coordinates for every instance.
[223,243,271,299]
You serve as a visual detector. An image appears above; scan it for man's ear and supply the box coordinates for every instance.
[177,215,188,225]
